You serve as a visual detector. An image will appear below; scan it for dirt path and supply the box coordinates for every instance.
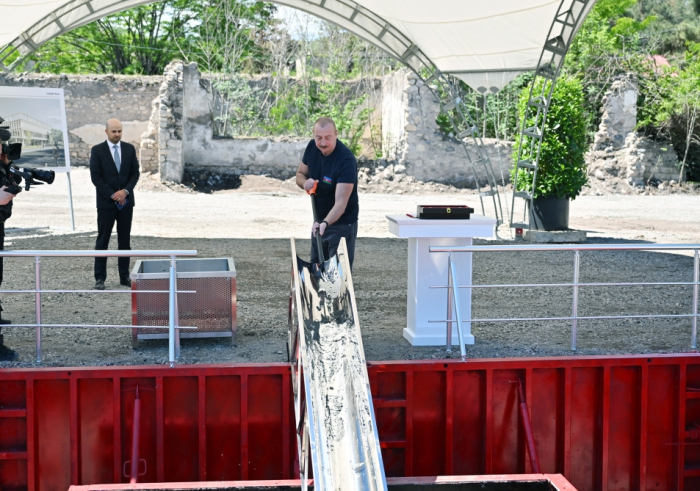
[10,168,700,244]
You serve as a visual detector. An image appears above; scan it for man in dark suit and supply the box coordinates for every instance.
[90,118,140,290]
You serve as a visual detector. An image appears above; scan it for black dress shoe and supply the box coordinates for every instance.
[120,278,131,287]
[0,344,18,361]
[95,279,106,290]
[0,317,11,325]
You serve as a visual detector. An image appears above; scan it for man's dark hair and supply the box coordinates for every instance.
[314,117,336,130]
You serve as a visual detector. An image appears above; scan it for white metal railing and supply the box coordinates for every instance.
[429,244,700,354]
[0,250,197,366]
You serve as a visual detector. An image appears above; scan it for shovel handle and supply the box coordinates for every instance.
[307,181,325,263]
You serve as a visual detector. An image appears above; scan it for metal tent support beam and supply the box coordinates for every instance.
[510,0,594,230]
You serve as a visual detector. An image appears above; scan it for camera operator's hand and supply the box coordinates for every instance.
[0,186,16,205]
[111,189,127,206]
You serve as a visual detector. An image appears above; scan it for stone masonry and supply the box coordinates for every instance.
[138,62,185,180]
[382,68,512,187]
[587,75,681,190]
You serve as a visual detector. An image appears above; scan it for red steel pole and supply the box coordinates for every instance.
[130,386,141,484]
[518,380,541,474]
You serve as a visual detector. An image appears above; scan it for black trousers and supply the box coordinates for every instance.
[94,206,133,281]
[310,221,358,269]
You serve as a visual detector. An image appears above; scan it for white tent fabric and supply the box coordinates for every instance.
[2,0,593,91]
[361,0,569,91]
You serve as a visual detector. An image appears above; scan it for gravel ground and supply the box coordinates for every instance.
[0,232,696,369]
[0,167,698,368]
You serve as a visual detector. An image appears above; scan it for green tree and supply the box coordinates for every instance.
[639,42,700,181]
[31,0,198,74]
[629,0,700,54]
[565,0,656,134]
[27,0,276,75]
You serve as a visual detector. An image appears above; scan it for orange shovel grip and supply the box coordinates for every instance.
[306,181,318,195]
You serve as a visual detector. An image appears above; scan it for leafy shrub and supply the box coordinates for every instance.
[637,43,700,181]
[512,75,589,199]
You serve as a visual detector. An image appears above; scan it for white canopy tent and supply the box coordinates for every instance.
[1,0,597,228]
[2,0,592,93]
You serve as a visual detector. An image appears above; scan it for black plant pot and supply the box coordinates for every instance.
[531,197,569,231]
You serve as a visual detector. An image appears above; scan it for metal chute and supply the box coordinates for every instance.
[289,238,387,491]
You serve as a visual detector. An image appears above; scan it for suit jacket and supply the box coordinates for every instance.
[90,141,140,210]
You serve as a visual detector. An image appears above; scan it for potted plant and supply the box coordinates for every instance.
[512,75,589,230]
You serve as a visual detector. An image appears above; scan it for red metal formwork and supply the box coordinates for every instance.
[368,354,700,491]
[1,354,700,491]
[0,364,295,491]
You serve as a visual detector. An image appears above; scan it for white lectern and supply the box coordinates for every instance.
[386,214,496,346]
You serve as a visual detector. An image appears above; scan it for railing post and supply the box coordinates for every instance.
[168,255,176,367]
[446,256,454,352]
[174,274,181,360]
[35,256,42,363]
[692,249,699,349]
[571,250,580,351]
[449,254,467,361]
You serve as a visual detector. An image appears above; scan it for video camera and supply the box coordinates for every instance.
[9,166,55,192]
[0,116,55,194]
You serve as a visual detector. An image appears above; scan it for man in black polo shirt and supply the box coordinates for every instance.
[296,117,359,268]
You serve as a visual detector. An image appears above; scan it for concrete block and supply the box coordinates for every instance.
[524,229,587,243]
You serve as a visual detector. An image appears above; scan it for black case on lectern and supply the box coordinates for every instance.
[417,205,474,219]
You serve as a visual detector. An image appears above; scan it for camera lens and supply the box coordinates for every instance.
[32,169,55,185]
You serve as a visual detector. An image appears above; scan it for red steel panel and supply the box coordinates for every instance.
[645,365,677,490]
[0,460,28,491]
[411,370,445,477]
[204,375,242,481]
[163,376,198,482]
[607,367,640,491]
[569,367,603,491]
[2,355,700,491]
[120,378,157,484]
[35,379,71,491]
[491,368,524,474]
[451,369,484,476]
[77,379,114,486]
[247,374,284,481]
[0,418,26,454]
[530,368,564,474]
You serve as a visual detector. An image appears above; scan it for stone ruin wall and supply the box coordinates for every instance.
[382,69,513,187]
[0,65,510,185]
[587,76,682,190]
[0,72,160,166]
[1,67,680,189]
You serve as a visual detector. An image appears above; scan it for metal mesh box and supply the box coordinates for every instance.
[130,258,236,346]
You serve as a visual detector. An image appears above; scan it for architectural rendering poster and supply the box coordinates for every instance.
[0,86,70,171]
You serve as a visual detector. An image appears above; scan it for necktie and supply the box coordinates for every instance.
[113,145,121,172]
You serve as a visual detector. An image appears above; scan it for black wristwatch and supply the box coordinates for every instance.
[321,220,329,228]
